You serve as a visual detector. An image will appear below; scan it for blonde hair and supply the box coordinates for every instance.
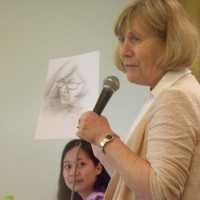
[114,0,200,72]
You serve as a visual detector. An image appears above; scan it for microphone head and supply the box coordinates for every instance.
[103,75,120,93]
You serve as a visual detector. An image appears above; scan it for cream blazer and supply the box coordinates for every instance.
[104,74,200,200]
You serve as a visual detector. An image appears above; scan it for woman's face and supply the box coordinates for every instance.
[56,71,85,106]
[118,19,166,88]
[63,146,102,199]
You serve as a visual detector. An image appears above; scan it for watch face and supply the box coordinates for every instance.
[106,135,112,139]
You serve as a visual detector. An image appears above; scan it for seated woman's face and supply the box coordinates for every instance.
[63,147,102,199]
[56,71,85,106]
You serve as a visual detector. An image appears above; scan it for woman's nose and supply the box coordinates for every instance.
[70,169,78,177]
[120,41,133,57]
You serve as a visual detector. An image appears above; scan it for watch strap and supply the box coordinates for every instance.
[99,133,119,154]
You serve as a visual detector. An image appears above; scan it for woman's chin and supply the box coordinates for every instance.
[126,74,137,83]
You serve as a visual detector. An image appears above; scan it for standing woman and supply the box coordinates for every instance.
[76,0,200,199]
[57,139,110,200]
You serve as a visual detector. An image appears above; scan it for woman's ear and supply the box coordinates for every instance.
[96,162,103,175]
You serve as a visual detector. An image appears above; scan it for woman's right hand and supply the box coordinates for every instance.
[76,111,115,146]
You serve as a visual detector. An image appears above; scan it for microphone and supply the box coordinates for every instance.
[93,75,120,115]
[73,76,119,200]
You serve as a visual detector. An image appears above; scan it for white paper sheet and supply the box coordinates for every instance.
[35,51,100,139]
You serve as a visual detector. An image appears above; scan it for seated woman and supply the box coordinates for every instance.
[57,139,110,200]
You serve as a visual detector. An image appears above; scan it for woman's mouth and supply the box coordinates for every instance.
[125,64,138,71]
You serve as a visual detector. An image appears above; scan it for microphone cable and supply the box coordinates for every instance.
[70,140,83,200]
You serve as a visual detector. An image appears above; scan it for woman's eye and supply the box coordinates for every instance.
[77,162,85,168]
[132,36,140,42]
[64,164,71,169]
[118,37,125,43]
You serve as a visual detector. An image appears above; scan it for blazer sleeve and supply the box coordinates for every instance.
[146,88,200,200]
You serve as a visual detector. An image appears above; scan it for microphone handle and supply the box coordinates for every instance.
[79,88,113,143]
[93,88,113,115]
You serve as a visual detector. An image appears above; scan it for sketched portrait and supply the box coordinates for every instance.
[35,51,100,139]
[43,59,90,116]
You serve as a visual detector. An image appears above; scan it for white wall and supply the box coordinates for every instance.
[0,1,149,200]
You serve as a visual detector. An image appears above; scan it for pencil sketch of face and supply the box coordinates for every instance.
[56,71,83,105]
[55,61,88,107]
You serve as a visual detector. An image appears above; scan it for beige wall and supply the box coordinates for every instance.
[179,0,200,82]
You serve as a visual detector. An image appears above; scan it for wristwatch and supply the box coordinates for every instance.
[99,134,119,154]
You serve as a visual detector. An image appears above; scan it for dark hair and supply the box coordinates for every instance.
[56,139,110,200]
